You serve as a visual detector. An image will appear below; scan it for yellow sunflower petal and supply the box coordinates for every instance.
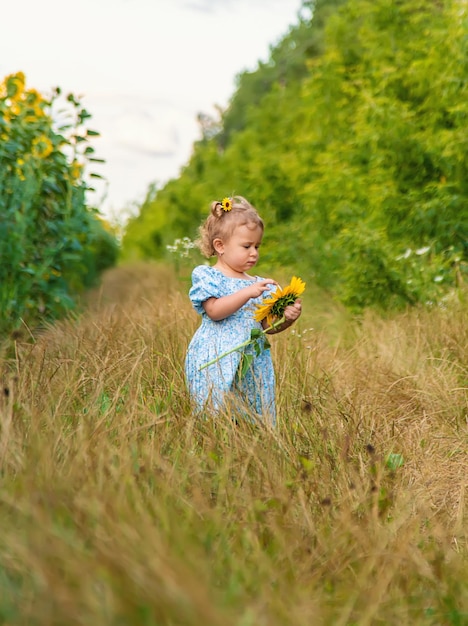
[254,303,271,322]
[289,275,306,297]
[254,295,276,321]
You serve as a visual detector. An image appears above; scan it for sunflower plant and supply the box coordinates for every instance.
[199,276,305,378]
[0,71,116,335]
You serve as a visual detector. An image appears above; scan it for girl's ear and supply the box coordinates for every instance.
[213,238,224,255]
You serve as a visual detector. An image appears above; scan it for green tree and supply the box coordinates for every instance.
[289,0,468,307]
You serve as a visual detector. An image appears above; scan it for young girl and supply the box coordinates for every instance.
[184,195,302,425]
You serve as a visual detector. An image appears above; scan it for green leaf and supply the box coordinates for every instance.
[250,328,263,339]
[299,456,314,473]
[238,353,254,380]
[79,109,92,122]
[386,453,404,470]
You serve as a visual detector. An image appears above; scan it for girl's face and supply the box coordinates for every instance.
[214,222,263,276]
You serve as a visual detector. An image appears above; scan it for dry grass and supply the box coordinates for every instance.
[0,262,467,625]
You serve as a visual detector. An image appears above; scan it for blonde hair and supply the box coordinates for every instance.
[197,195,264,258]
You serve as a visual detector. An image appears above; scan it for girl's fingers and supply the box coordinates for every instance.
[284,301,302,321]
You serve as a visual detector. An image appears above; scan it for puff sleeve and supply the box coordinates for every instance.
[188,266,223,314]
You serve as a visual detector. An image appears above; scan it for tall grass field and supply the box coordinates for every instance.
[1,263,467,625]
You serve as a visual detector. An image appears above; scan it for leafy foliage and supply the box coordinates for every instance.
[0,72,118,335]
[122,0,468,310]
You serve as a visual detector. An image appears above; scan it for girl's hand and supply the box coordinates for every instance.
[264,299,302,334]
[247,279,277,299]
[284,299,302,322]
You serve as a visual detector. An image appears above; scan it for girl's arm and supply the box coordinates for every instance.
[264,300,302,334]
[203,279,276,321]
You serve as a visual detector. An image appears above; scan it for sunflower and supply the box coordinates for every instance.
[221,197,233,211]
[31,135,54,159]
[254,276,306,326]
[69,159,84,181]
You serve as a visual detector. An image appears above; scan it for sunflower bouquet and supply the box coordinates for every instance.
[199,276,305,377]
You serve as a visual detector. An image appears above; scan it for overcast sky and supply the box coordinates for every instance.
[1,0,303,221]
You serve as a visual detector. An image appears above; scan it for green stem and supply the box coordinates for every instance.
[199,337,253,370]
[263,315,286,335]
[198,316,286,371]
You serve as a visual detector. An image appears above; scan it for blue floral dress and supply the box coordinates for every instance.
[185,265,276,424]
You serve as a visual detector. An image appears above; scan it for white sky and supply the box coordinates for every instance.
[1,0,303,222]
